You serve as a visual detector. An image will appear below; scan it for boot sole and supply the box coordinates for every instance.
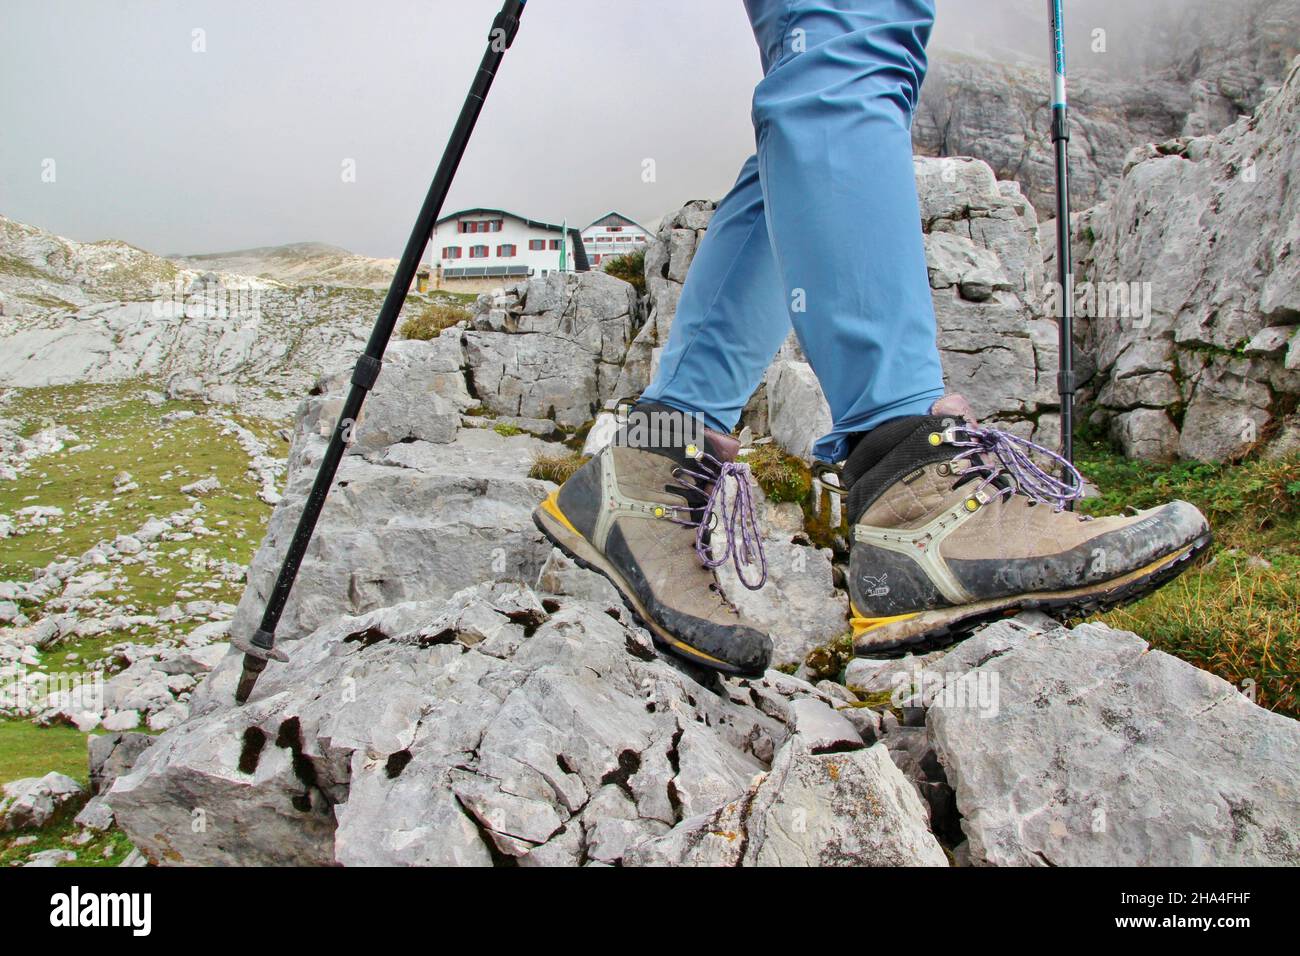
[532,492,762,678]
[853,531,1214,658]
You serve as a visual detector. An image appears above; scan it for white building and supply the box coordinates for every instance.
[581,212,652,268]
[429,207,588,283]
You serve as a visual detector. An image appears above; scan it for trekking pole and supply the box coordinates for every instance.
[234,0,529,704]
[1048,0,1076,504]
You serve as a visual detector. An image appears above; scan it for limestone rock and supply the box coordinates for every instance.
[625,738,947,867]
[0,772,87,831]
[1075,59,1300,460]
[229,387,557,649]
[465,272,636,427]
[108,586,860,866]
[925,619,1300,866]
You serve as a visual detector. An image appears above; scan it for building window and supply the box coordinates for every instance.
[469,245,489,259]
[549,239,561,250]
[459,219,504,234]
[442,246,462,259]
[528,239,546,251]
[497,244,516,258]
[608,225,623,232]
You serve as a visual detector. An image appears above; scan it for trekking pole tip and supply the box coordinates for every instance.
[234,656,266,705]
[231,628,288,704]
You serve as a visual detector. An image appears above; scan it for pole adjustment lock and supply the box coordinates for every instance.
[352,355,383,391]
[1057,370,1077,396]
[1051,107,1071,143]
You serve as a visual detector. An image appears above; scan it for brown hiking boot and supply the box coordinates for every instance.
[844,395,1212,656]
[533,403,772,676]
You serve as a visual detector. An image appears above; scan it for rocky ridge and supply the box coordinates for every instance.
[1071,58,1300,461]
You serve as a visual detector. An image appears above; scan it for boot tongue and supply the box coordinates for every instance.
[622,402,737,468]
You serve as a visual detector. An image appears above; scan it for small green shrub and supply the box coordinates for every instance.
[743,443,812,504]
[602,249,646,296]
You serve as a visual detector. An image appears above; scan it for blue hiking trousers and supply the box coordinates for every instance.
[640,0,945,463]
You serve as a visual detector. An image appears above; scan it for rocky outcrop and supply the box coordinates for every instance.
[228,368,555,649]
[110,585,916,866]
[0,214,465,420]
[110,596,1299,866]
[466,272,637,428]
[916,0,1300,216]
[915,54,1192,216]
[1072,59,1300,461]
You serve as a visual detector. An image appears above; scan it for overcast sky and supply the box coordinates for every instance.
[0,0,1174,258]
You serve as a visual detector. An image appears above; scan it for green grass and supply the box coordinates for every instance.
[492,422,524,438]
[0,381,278,666]
[1076,442,1300,715]
[0,722,138,868]
[0,721,92,786]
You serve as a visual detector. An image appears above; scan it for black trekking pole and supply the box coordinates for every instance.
[233,0,528,704]
[1048,0,1076,505]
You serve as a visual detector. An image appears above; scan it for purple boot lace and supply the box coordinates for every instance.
[668,452,768,591]
[948,425,1086,511]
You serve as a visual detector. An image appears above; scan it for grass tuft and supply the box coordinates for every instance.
[399,301,471,340]
[529,451,588,485]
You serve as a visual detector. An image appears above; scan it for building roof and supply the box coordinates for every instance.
[583,211,651,234]
[437,207,569,234]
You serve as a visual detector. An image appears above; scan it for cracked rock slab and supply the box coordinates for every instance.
[109,585,855,866]
[926,619,1300,866]
[625,738,947,867]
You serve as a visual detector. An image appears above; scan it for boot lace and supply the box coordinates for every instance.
[948,425,1086,513]
[667,452,768,591]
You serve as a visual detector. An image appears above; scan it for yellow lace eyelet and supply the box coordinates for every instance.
[685,443,699,458]
[653,506,665,518]
[928,432,943,447]
[965,498,980,512]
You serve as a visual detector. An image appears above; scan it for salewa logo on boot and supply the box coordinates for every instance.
[860,573,890,598]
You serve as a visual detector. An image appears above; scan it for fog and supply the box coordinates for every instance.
[0,0,1212,258]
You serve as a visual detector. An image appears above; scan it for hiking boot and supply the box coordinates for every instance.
[843,395,1212,656]
[532,403,772,676]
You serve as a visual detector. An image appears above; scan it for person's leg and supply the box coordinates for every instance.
[640,155,791,434]
[749,0,946,462]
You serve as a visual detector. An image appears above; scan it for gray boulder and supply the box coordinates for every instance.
[228,379,557,650]
[925,619,1300,866]
[0,772,86,831]
[625,735,947,867]
[89,731,157,795]
[466,271,636,428]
